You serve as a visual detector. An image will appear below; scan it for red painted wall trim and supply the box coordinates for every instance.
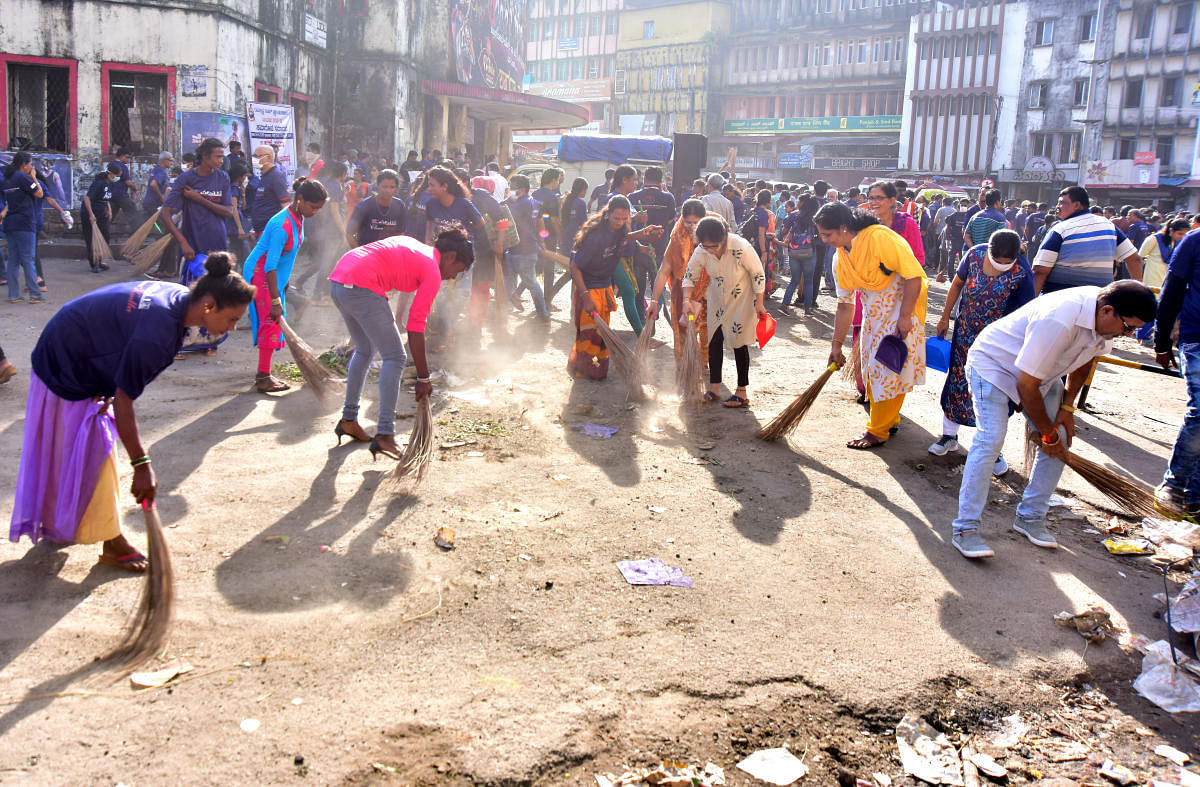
[254,82,283,102]
[101,62,176,155]
[0,54,78,151]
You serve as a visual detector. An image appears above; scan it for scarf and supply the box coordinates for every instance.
[835,224,927,292]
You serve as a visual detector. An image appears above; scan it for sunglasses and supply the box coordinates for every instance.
[1118,315,1134,335]
[700,242,721,252]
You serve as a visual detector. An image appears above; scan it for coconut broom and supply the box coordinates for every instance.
[90,221,115,267]
[97,500,175,672]
[632,316,656,390]
[756,362,840,441]
[390,397,435,484]
[1024,431,1186,520]
[676,314,704,406]
[130,233,175,276]
[120,212,161,260]
[277,318,344,402]
[589,310,644,400]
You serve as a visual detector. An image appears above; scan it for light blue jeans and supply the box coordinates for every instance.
[331,282,407,435]
[506,251,548,316]
[5,231,38,301]
[952,367,1066,535]
[782,253,818,308]
[1162,342,1200,506]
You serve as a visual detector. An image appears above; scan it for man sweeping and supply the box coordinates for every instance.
[949,280,1157,559]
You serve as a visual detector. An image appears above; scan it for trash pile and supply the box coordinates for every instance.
[594,761,725,786]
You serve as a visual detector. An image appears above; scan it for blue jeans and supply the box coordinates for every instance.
[331,282,407,435]
[506,251,547,316]
[952,367,1066,535]
[1162,342,1200,505]
[782,253,818,308]
[5,231,38,301]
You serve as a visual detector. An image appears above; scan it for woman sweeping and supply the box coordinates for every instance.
[328,230,474,458]
[566,195,661,380]
[929,230,1035,474]
[241,178,328,393]
[682,216,767,407]
[817,203,928,448]
[9,254,255,568]
[646,199,712,365]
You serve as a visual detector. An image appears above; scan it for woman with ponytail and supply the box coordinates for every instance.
[10,253,255,570]
[241,177,327,392]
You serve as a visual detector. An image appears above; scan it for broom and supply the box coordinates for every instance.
[676,314,704,406]
[756,362,840,441]
[390,397,435,483]
[633,316,656,390]
[90,221,115,266]
[492,252,509,328]
[1024,431,1186,520]
[130,233,175,276]
[120,212,162,260]
[277,317,344,402]
[97,500,175,672]
[590,309,644,400]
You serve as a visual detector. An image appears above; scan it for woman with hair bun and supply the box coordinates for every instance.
[327,229,474,458]
[241,177,327,393]
[9,253,256,570]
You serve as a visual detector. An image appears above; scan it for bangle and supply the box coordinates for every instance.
[416,377,431,383]
[271,297,282,305]
[1040,431,1060,446]
[1059,404,1076,413]
[131,456,151,468]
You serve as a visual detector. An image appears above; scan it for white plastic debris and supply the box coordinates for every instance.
[736,746,809,785]
[1133,640,1200,713]
[240,718,261,733]
[1155,744,1191,766]
[895,715,963,786]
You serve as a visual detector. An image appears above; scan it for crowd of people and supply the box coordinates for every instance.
[4,136,1200,570]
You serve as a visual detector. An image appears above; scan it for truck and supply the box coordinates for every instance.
[512,133,673,192]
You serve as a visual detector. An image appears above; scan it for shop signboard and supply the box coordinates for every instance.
[724,115,903,135]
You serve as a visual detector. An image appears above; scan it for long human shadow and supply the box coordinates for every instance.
[0,545,130,737]
[836,411,1197,754]
[214,448,416,612]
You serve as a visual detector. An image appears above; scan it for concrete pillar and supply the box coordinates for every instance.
[427,95,449,153]
[448,103,468,157]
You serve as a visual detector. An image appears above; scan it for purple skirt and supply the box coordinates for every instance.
[9,374,117,544]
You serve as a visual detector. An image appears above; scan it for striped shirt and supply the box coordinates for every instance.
[963,207,1008,248]
[1033,209,1137,290]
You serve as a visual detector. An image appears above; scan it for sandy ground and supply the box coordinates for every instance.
[0,247,1198,786]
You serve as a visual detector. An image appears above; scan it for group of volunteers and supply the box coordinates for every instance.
[4,135,1199,575]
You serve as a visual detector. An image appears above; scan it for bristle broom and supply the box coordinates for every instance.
[130,233,175,276]
[97,501,175,673]
[590,312,644,401]
[756,363,839,441]
[633,318,656,391]
[390,398,435,484]
[90,222,115,265]
[1025,431,1186,520]
[278,318,344,402]
[120,212,161,259]
[676,315,703,406]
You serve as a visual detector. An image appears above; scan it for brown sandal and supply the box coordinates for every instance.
[256,375,291,393]
[847,432,886,450]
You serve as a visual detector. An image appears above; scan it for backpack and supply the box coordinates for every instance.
[738,213,761,253]
[782,214,813,257]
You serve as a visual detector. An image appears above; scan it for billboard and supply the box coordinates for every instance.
[451,0,525,92]
[246,102,298,179]
[525,79,613,104]
[724,115,903,135]
[1083,159,1160,188]
[180,111,249,155]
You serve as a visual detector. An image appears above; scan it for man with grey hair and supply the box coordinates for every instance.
[700,173,736,227]
[250,144,291,234]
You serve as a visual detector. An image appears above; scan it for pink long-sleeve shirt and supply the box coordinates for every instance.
[328,235,443,332]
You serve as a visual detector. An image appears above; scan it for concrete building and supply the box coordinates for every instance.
[523,0,623,134]
[899,1,1026,192]
[714,0,928,186]
[1,0,584,202]
[1096,0,1200,210]
[613,0,729,137]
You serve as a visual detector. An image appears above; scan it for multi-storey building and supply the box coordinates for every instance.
[613,0,729,137]
[524,0,624,133]
[900,1,1026,191]
[714,0,929,186]
[1097,0,1200,209]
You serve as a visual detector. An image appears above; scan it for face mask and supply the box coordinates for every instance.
[987,251,1015,273]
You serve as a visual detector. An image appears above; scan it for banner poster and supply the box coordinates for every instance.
[451,0,526,92]
[246,102,298,179]
[180,111,250,158]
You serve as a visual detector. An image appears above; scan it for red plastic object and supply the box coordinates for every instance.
[756,314,777,349]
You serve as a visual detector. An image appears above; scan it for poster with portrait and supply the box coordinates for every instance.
[451,0,526,92]
[0,152,72,208]
[180,111,249,157]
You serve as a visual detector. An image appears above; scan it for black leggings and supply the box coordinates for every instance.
[708,326,749,388]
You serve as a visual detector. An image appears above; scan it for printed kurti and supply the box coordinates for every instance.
[682,234,765,350]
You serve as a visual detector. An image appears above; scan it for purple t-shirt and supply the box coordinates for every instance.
[251,165,291,231]
[426,196,482,242]
[163,167,232,254]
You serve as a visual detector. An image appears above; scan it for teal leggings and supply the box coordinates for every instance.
[614,257,644,335]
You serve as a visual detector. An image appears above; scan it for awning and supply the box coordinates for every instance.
[1159,175,1192,187]
[421,81,590,130]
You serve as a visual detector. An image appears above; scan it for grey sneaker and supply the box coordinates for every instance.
[953,530,995,559]
[928,435,960,456]
[1013,518,1058,548]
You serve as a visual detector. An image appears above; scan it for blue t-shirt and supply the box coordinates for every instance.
[2,171,39,233]
[530,186,561,250]
[561,196,588,252]
[163,167,232,254]
[225,182,249,235]
[251,166,291,231]
[574,224,625,289]
[629,186,677,257]
[108,160,132,200]
[142,164,170,211]
[31,282,190,401]
[348,196,407,247]
[1156,229,1200,349]
[505,194,541,255]
[405,191,433,238]
[470,188,504,256]
[426,196,482,242]
[86,174,113,213]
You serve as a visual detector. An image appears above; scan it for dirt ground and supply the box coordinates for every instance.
[1,247,1198,786]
